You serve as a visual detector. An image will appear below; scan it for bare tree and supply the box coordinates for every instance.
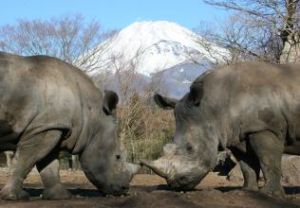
[91,46,148,102]
[198,16,282,63]
[76,29,119,73]
[202,0,300,63]
[0,14,111,67]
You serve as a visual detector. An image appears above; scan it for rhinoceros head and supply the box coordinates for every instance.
[80,91,140,195]
[141,87,219,191]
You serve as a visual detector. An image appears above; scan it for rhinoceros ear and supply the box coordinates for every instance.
[103,90,119,115]
[154,93,177,110]
[188,83,203,107]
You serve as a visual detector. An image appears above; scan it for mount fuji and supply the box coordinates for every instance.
[77,21,229,98]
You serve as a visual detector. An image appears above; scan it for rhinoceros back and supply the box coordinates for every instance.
[195,62,300,145]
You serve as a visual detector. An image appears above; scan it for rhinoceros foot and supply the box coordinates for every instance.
[0,187,29,200]
[242,186,259,192]
[42,184,71,200]
[260,186,285,199]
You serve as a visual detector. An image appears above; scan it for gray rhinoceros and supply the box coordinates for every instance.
[0,52,139,200]
[141,62,300,197]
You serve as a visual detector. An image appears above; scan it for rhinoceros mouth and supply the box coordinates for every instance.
[90,180,130,196]
[103,184,130,196]
[167,181,197,191]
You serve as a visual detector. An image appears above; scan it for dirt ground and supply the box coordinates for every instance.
[0,168,299,208]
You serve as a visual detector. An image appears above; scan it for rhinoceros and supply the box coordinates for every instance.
[0,52,139,200]
[141,62,300,197]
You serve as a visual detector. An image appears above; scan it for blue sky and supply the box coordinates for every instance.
[0,0,229,31]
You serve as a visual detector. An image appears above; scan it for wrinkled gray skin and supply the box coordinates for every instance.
[0,52,139,200]
[142,62,300,197]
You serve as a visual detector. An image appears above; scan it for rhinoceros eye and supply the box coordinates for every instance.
[116,155,121,160]
[186,143,193,153]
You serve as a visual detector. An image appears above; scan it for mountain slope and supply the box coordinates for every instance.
[78,21,229,77]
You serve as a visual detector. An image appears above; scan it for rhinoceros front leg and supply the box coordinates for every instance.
[230,143,260,191]
[36,153,71,200]
[0,130,62,200]
[239,160,260,191]
[249,131,285,197]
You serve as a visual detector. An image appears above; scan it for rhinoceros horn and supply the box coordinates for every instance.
[140,143,178,179]
[127,162,141,175]
[140,159,169,178]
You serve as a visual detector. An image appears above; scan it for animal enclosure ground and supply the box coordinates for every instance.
[0,168,299,208]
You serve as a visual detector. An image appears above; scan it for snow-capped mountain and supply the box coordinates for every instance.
[78,21,229,77]
[76,21,229,99]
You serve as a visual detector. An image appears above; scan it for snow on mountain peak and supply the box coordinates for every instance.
[119,21,200,47]
[78,20,229,76]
